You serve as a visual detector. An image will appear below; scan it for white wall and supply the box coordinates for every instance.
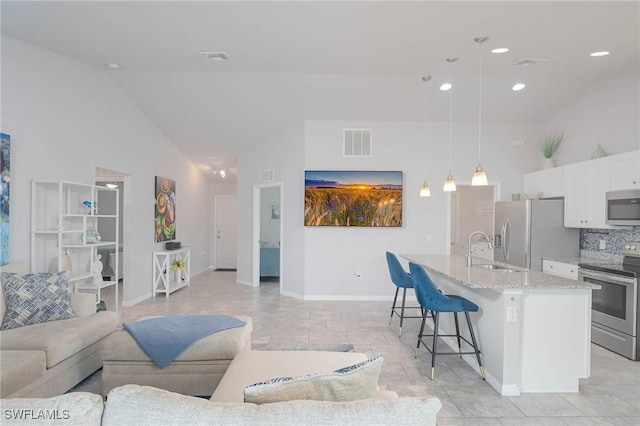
[259,186,281,245]
[453,185,495,243]
[541,71,640,164]
[237,124,305,296]
[302,120,538,298]
[1,37,211,305]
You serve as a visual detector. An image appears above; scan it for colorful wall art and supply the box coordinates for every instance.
[304,170,403,227]
[0,133,10,265]
[154,176,176,242]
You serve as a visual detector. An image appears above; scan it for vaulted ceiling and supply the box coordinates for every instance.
[2,1,638,180]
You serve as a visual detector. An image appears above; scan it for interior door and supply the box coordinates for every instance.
[215,196,237,269]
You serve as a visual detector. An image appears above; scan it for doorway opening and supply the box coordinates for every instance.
[448,183,499,259]
[95,166,128,312]
[252,183,283,291]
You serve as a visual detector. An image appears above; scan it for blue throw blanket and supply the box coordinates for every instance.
[123,314,246,368]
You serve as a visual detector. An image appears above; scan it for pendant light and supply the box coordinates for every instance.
[443,57,457,192]
[471,36,489,186]
[420,75,432,197]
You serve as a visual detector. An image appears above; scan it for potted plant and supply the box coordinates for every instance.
[171,259,185,282]
[538,133,565,169]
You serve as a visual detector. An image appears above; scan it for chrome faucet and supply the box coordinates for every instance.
[467,231,494,267]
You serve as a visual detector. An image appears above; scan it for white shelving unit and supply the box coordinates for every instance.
[152,247,190,297]
[30,181,120,312]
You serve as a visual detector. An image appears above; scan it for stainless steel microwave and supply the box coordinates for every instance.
[606,189,640,226]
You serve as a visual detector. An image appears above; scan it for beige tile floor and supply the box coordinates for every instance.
[100,270,640,425]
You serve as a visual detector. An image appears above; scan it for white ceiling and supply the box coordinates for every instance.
[2,1,638,181]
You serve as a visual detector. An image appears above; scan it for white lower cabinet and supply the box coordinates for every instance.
[543,260,578,280]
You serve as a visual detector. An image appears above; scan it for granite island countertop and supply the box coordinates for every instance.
[401,254,600,290]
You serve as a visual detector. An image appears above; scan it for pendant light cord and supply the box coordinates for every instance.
[448,84,453,175]
[477,43,483,164]
[425,84,429,174]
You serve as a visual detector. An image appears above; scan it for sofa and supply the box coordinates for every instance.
[1,384,442,425]
[0,273,118,398]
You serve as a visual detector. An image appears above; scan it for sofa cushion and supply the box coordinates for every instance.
[1,272,75,330]
[244,356,383,404]
[211,350,369,403]
[103,384,442,426]
[0,311,118,368]
[0,392,103,425]
[0,350,46,398]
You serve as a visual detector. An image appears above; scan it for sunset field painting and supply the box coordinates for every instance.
[305,171,403,227]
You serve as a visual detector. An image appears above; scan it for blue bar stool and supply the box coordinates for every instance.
[385,252,424,336]
[408,262,485,381]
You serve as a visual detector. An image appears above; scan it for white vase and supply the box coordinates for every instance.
[543,158,555,169]
[60,252,72,275]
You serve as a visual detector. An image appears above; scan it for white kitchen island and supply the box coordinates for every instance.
[401,254,599,396]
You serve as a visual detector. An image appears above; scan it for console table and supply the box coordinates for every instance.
[152,247,190,297]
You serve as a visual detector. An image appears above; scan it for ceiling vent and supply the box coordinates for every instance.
[261,169,275,183]
[198,51,230,61]
[514,58,549,67]
[343,129,372,157]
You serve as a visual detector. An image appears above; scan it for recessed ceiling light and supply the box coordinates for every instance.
[106,63,120,69]
[440,83,452,91]
[590,51,610,57]
[512,83,526,91]
[198,51,230,61]
[492,48,509,54]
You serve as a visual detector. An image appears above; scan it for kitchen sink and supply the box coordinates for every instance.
[473,264,519,272]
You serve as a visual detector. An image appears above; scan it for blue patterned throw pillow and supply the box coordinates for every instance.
[1,272,76,330]
[244,356,384,404]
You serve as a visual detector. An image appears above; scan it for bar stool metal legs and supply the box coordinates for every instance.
[414,310,485,381]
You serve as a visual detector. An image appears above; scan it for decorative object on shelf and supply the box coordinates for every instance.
[81,227,100,244]
[82,200,98,215]
[155,176,176,242]
[60,251,72,274]
[443,57,458,192]
[591,143,608,159]
[304,170,403,227]
[92,255,104,287]
[471,36,489,186]
[538,133,565,169]
[171,259,186,270]
[420,75,432,197]
[0,132,10,266]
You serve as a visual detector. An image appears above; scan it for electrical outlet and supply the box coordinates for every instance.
[426,234,432,242]
[599,240,606,250]
[507,307,518,323]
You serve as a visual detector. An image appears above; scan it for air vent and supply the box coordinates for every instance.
[198,51,230,61]
[514,58,549,67]
[261,169,275,183]
[343,129,372,157]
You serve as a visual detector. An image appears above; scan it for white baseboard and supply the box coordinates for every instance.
[236,279,257,287]
[301,295,395,301]
[121,292,151,307]
[191,267,210,277]
[280,289,304,299]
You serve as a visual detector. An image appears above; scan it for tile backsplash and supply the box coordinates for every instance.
[581,228,640,257]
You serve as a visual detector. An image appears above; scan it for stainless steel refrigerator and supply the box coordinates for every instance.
[494,199,579,271]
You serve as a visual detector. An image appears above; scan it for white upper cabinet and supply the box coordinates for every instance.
[563,157,611,229]
[523,167,564,198]
[609,150,640,191]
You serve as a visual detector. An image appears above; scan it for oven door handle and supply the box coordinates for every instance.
[579,269,636,285]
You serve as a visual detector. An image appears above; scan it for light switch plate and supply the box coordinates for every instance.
[599,240,606,250]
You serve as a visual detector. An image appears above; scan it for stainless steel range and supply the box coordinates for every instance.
[579,242,640,360]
